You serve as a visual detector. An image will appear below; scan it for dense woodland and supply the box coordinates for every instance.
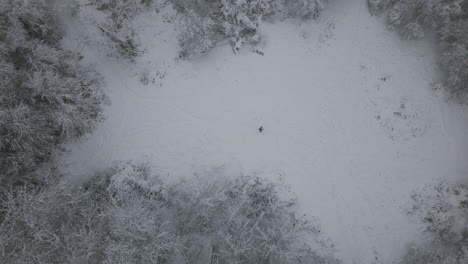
[0,0,467,263]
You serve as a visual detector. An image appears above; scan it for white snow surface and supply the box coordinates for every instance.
[60,0,468,263]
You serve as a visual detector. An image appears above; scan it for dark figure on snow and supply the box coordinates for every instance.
[259,126,264,133]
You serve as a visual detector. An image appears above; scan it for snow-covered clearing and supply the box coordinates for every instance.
[60,0,468,263]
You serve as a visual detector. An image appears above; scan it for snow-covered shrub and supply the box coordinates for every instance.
[439,19,468,101]
[0,162,340,264]
[400,182,468,264]
[0,0,107,189]
[175,0,327,57]
[367,0,466,37]
[386,0,465,39]
[76,0,167,59]
[175,0,275,56]
[367,0,396,15]
[177,8,221,58]
[218,0,277,53]
[286,0,325,19]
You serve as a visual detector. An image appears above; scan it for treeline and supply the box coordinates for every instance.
[0,162,340,264]
[0,0,107,191]
[368,0,468,101]
[173,0,325,57]
[73,0,326,59]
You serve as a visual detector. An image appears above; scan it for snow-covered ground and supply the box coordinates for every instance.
[60,0,468,263]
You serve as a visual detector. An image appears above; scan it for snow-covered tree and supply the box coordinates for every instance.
[0,0,107,190]
[0,177,110,263]
[0,162,340,264]
[400,182,468,264]
[286,0,324,19]
[387,0,464,38]
[439,19,468,101]
[75,0,168,59]
[177,8,220,58]
[367,0,395,15]
[368,0,468,100]
[176,0,327,57]
[367,0,466,38]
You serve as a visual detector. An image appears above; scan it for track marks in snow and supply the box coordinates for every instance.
[317,19,337,47]
[368,89,434,141]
